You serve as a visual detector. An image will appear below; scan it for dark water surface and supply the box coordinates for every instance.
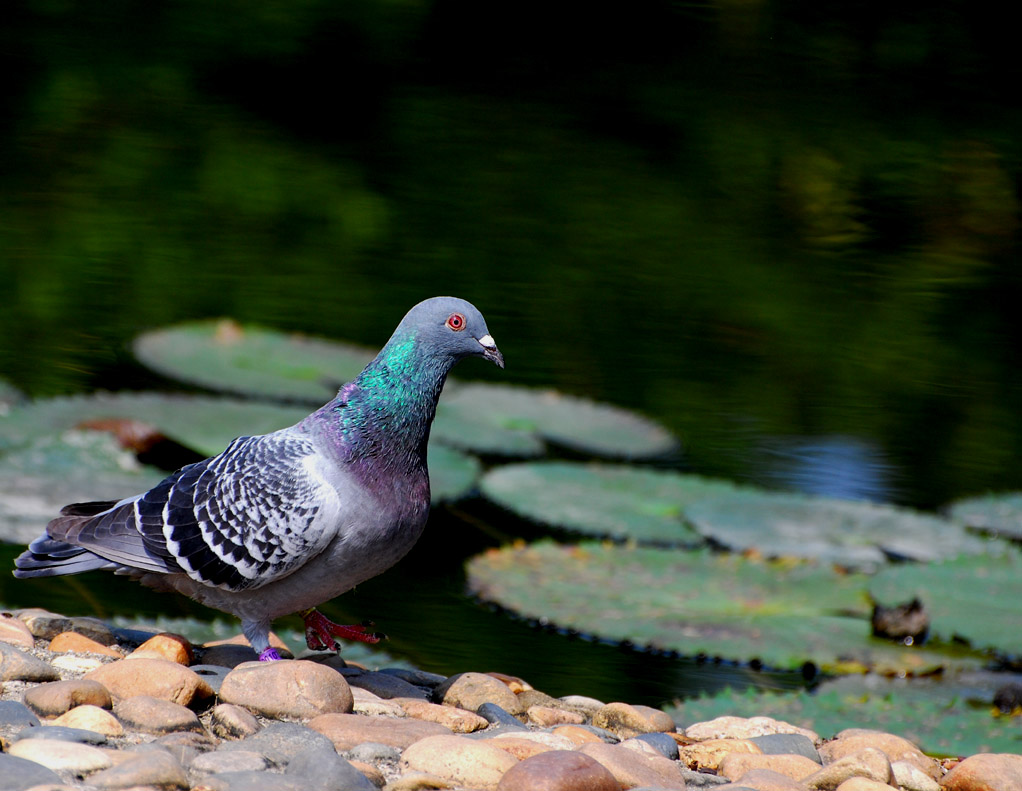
[2,1,1021,705]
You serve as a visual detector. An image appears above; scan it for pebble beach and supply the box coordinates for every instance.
[1,608,1019,791]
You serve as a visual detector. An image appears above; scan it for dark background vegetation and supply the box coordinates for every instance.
[2,0,1021,506]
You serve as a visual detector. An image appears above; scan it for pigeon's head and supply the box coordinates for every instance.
[399,296,504,370]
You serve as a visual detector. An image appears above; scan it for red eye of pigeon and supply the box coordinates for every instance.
[446,313,466,331]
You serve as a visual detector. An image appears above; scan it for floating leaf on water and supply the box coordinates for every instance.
[428,443,482,504]
[133,319,376,402]
[0,392,310,458]
[467,541,983,674]
[668,671,1022,756]
[479,462,716,545]
[947,492,1022,540]
[0,431,167,545]
[870,551,1022,658]
[683,489,989,569]
[434,383,679,460]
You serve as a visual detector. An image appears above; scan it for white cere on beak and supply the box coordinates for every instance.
[478,334,497,350]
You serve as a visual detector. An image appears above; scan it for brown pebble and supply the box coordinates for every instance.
[350,759,386,788]
[23,679,113,717]
[127,632,194,665]
[219,659,353,720]
[551,725,604,746]
[0,612,35,648]
[835,778,896,791]
[309,712,452,751]
[86,749,188,790]
[393,697,489,733]
[527,705,585,728]
[820,732,940,780]
[114,694,204,735]
[436,671,525,714]
[400,734,519,790]
[209,702,263,739]
[52,704,124,737]
[17,608,72,639]
[579,741,689,789]
[591,701,676,738]
[804,747,894,789]
[487,736,559,760]
[687,715,820,742]
[940,753,1022,791]
[84,658,213,706]
[384,773,457,790]
[48,631,122,658]
[679,737,763,771]
[486,671,533,693]
[496,749,619,791]
[720,752,822,782]
[731,768,812,790]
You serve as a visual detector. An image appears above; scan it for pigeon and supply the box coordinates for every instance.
[14,296,504,661]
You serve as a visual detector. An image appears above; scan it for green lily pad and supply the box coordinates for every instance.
[947,492,1022,540]
[467,541,983,674]
[479,463,720,545]
[0,392,309,458]
[434,384,679,460]
[870,551,1022,657]
[684,490,990,569]
[133,319,375,402]
[0,430,167,545]
[669,671,1022,756]
[428,443,482,503]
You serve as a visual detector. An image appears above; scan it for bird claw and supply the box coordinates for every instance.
[302,609,384,652]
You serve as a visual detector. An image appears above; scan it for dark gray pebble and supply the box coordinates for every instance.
[219,722,335,768]
[345,742,401,764]
[0,641,60,682]
[189,663,231,694]
[286,744,376,791]
[748,732,821,763]
[0,753,64,791]
[15,724,108,745]
[178,769,308,791]
[476,702,524,727]
[0,700,41,728]
[632,731,680,759]
[378,666,447,688]
[346,670,429,700]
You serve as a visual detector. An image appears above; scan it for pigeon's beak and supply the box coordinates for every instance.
[478,334,505,369]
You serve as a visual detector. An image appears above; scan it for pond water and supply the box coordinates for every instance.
[1,2,1021,707]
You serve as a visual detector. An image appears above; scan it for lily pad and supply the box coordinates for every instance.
[467,541,983,674]
[479,462,720,545]
[0,430,167,545]
[684,490,990,569]
[0,392,310,458]
[428,443,482,503]
[434,383,679,460]
[133,319,375,402]
[870,551,1022,658]
[947,492,1022,541]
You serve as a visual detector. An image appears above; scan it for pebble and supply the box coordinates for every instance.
[591,701,677,738]
[751,733,822,763]
[487,671,533,693]
[803,747,894,789]
[435,672,525,714]
[353,687,407,717]
[551,724,605,746]
[285,743,377,791]
[578,741,689,789]
[127,632,194,664]
[495,749,619,791]
[51,704,124,736]
[558,694,606,715]
[84,657,214,705]
[526,705,586,727]
[939,753,1022,791]
[190,663,232,694]
[16,608,73,639]
[8,737,114,775]
[394,697,489,732]
[348,670,430,700]
[219,721,337,767]
[725,767,810,790]
[210,703,264,739]
[819,731,939,779]
[687,715,820,743]
[0,753,65,790]
[0,699,42,727]
[0,612,36,648]
[476,702,526,727]
[626,731,681,760]
[15,724,109,744]
[190,749,270,775]
[347,741,402,763]
[87,749,189,790]
[833,778,896,791]
[485,735,559,760]
[719,752,822,782]
[891,759,941,791]
[50,654,107,673]
[0,641,61,682]
[114,694,205,734]
[309,712,453,750]
[68,616,117,645]
[488,730,578,751]
[401,734,520,790]
[23,679,113,717]
[47,631,122,657]
[378,667,448,688]
[219,659,353,719]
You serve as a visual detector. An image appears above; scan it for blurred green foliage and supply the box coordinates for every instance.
[1,0,1021,506]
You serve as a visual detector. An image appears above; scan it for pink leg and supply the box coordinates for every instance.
[301,608,385,651]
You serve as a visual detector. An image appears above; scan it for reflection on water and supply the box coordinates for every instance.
[2,1,1021,702]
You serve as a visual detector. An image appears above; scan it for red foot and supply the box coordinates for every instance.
[302,609,386,652]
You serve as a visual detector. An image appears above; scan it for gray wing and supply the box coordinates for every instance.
[45,432,342,591]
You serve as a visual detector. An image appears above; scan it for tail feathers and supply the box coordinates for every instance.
[13,535,117,578]
[60,500,119,517]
